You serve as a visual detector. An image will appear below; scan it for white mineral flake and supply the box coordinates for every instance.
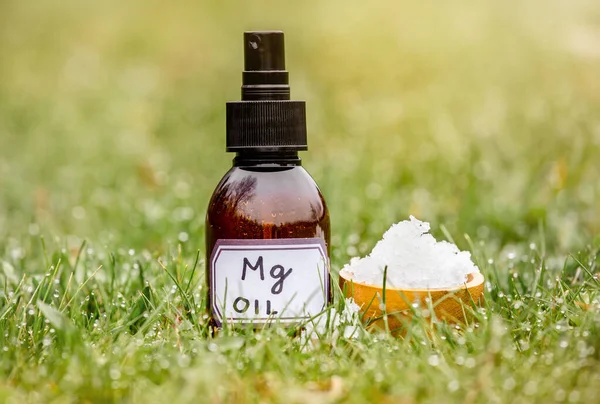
[339,216,479,289]
[299,298,362,349]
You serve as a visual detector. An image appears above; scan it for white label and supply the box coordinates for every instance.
[210,238,329,326]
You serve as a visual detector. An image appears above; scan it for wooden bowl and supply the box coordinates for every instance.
[339,272,485,333]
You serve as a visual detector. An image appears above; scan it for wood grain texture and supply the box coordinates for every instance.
[340,272,485,333]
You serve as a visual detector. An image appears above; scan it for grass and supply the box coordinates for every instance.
[0,0,599,402]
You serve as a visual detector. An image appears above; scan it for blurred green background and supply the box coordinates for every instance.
[0,0,598,265]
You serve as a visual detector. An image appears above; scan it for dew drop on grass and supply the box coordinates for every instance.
[447,380,460,392]
[374,372,384,383]
[524,381,537,396]
[554,389,566,402]
[109,368,121,380]
[348,233,360,245]
[28,223,40,235]
[72,206,86,220]
[559,340,569,348]
[502,377,516,390]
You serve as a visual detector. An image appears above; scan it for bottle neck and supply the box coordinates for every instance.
[233,151,301,167]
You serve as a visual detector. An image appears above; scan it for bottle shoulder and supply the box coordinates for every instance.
[207,166,328,226]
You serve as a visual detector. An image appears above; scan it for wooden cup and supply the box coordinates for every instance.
[339,272,485,333]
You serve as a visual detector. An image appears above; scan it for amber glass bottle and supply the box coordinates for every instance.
[206,31,330,327]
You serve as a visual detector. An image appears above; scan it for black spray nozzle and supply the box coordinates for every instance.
[227,30,307,152]
[244,31,286,71]
[242,31,290,100]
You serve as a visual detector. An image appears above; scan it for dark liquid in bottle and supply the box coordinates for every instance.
[206,153,330,327]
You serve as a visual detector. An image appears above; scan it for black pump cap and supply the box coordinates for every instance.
[226,31,307,152]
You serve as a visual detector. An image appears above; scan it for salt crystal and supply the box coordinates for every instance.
[339,216,479,289]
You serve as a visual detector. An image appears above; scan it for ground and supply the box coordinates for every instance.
[0,0,599,403]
